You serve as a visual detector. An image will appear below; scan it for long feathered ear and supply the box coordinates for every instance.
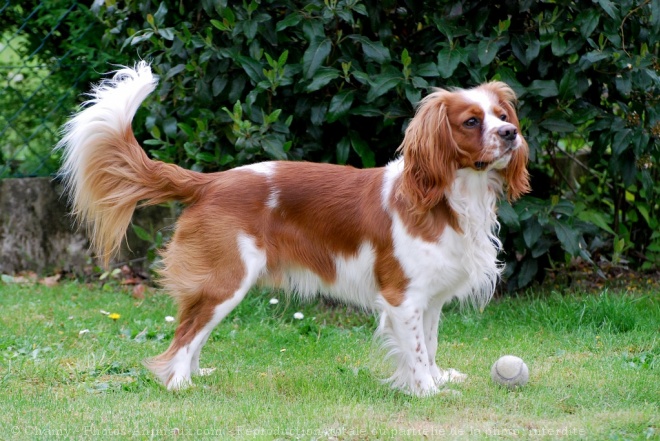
[484,82,531,200]
[504,129,530,200]
[397,91,458,212]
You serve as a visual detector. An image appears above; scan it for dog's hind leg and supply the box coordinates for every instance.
[146,232,266,390]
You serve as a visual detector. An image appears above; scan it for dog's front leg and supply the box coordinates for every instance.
[379,299,439,396]
[421,298,468,386]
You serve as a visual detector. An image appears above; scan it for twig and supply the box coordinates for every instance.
[620,0,651,57]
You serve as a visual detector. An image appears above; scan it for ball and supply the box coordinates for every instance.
[491,355,529,389]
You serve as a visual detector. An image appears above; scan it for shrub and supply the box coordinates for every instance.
[7,0,659,288]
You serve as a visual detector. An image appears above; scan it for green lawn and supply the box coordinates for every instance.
[0,280,657,440]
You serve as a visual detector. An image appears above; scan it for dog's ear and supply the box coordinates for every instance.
[504,134,530,200]
[398,90,459,212]
[484,82,531,200]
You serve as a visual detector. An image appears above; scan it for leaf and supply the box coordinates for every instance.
[652,0,660,28]
[477,39,500,66]
[577,210,615,235]
[615,74,632,96]
[551,34,568,57]
[552,200,575,217]
[366,68,402,102]
[242,18,259,40]
[305,67,339,92]
[303,37,332,79]
[127,30,153,47]
[612,129,632,155]
[195,152,216,163]
[517,258,538,288]
[153,1,167,25]
[437,46,465,78]
[327,90,355,122]
[497,200,520,228]
[237,55,265,83]
[158,28,175,41]
[531,237,552,258]
[352,36,391,64]
[552,220,581,255]
[595,0,618,19]
[350,105,382,117]
[539,118,576,133]
[261,136,288,160]
[579,51,609,70]
[212,76,228,96]
[636,203,652,228]
[352,3,368,15]
[576,9,600,38]
[404,85,421,106]
[415,62,439,77]
[524,38,541,63]
[523,219,543,248]
[210,19,228,31]
[131,224,153,241]
[302,19,324,41]
[527,80,558,98]
[349,131,375,168]
[163,117,178,138]
[411,76,428,88]
[163,64,186,81]
[276,12,302,31]
[222,7,236,25]
[336,136,350,164]
[310,103,327,126]
[401,48,411,68]
[558,68,579,99]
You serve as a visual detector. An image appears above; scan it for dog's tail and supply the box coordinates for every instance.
[56,62,209,265]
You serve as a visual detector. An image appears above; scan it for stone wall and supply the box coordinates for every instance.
[0,177,176,275]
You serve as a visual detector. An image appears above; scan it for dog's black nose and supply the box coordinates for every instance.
[498,124,518,141]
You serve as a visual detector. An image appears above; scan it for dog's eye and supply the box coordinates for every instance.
[464,117,480,128]
[500,114,507,121]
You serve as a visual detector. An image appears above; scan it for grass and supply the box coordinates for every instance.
[0,280,658,440]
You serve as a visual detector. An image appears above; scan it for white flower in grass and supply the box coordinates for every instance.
[79,329,90,336]
[269,298,279,305]
[293,312,304,320]
[165,316,175,323]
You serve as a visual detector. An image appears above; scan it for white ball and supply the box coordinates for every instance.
[491,355,529,389]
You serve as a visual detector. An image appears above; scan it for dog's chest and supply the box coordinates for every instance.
[392,212,499,297]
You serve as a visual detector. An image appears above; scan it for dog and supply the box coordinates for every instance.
[56,62,529,396]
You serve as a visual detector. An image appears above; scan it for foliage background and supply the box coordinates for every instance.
[2,0,659,289]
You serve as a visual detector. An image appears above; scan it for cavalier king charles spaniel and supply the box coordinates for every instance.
[57,62,529,396]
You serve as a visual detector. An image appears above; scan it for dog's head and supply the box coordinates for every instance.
[398,82,530,211]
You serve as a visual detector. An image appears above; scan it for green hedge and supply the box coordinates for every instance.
[10,0,660,288]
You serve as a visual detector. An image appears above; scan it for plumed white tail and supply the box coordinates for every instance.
[55,62,206,265]
[56,61,157,190]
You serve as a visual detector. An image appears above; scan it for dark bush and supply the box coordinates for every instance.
[7,0,659,288]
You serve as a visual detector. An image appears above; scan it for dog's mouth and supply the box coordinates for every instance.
[474,145,517,171]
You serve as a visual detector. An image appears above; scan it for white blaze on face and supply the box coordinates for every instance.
[461,89,520,165]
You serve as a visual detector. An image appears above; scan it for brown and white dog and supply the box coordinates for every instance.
[56,62,529,396]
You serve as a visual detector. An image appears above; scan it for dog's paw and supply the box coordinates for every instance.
[409,382,440,397]
[166,375,193,391]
